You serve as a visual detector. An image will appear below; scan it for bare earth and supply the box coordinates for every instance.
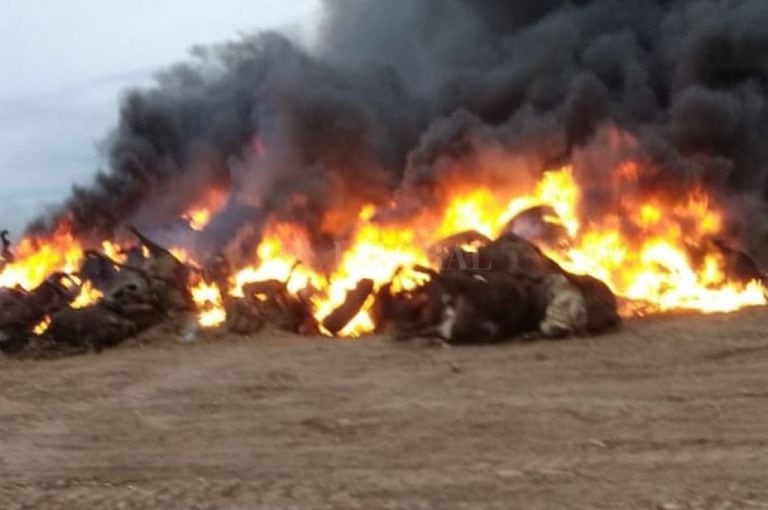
[2,309,768,510]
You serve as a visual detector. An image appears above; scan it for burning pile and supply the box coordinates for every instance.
[1,158,766,357]
[4,1,768,356]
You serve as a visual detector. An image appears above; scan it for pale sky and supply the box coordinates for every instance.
[0,0,320,234]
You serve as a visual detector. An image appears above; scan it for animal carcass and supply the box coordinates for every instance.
[46,305,137,351]
[382,232,620,343]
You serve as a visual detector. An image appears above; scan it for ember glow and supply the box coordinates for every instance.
[2,160,766,337]
[32,316,51,335]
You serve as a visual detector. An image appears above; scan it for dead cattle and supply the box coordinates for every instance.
[501,205,568,247]
[0,328,30,354]
[47,305,137,351]
[478,233,559,279]
[102,269,164,331]
[395,268,544,344]
[232,279,318,335]
[0,287,41,332]
[129,227,194,312]
[0,273,79,331]
[481,233,620,338]
[224,298,266,335]
[538,273,588,338]
[387,231,621,343]
[79,250,119,292]
[565,273,620,334]
[371,279,435,335]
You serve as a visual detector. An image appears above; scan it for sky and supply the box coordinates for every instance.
[0,0,320,235]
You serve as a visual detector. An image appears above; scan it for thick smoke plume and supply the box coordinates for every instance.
[29,0,768,263]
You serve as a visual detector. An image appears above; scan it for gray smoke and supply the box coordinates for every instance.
[29,0,768,261]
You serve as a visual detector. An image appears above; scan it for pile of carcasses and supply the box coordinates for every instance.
[0,228,196,357]
[372,231,621,343]
[0,226,623,358]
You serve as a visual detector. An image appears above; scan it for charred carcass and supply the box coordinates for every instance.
[0,272,80,332]
[101,267,165,331]
[0,272,81,354]
[382,232,621,343]
[79,250,120,292]
[225,271,318,335]
[392,266,544,344]
[46,304,137,351]
[128,226,194,313]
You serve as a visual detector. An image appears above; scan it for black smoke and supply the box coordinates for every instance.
[29,0,768,261]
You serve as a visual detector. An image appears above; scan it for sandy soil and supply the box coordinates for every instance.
[2,309,768,509]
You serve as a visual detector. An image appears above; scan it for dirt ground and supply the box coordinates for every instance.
[2,309,768,510]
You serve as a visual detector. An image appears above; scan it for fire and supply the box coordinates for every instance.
[185,207,213,232]
[0,224,83,290]
[436,189,504,239]
[522,168,766,315]
[188,163,766,334]
[309,165,765,332]
[183,189,227,232]
[191,280,226,328]
[33,316,51,335]
[2,158,766,339]
[101,241,127,264]
[191,224,324,330]
[71,280,103,309]
[313,221,430,336]
[232,228,322,297]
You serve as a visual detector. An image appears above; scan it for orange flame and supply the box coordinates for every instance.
[71,280,103,309]
[101,241,127,264]
[524,168,765,314]
[191,280,226,328]
[183,189,227,232]
[0,224,83,291]
[187,163,766,335]
[185,208,212,232]
[3,158,766,338]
